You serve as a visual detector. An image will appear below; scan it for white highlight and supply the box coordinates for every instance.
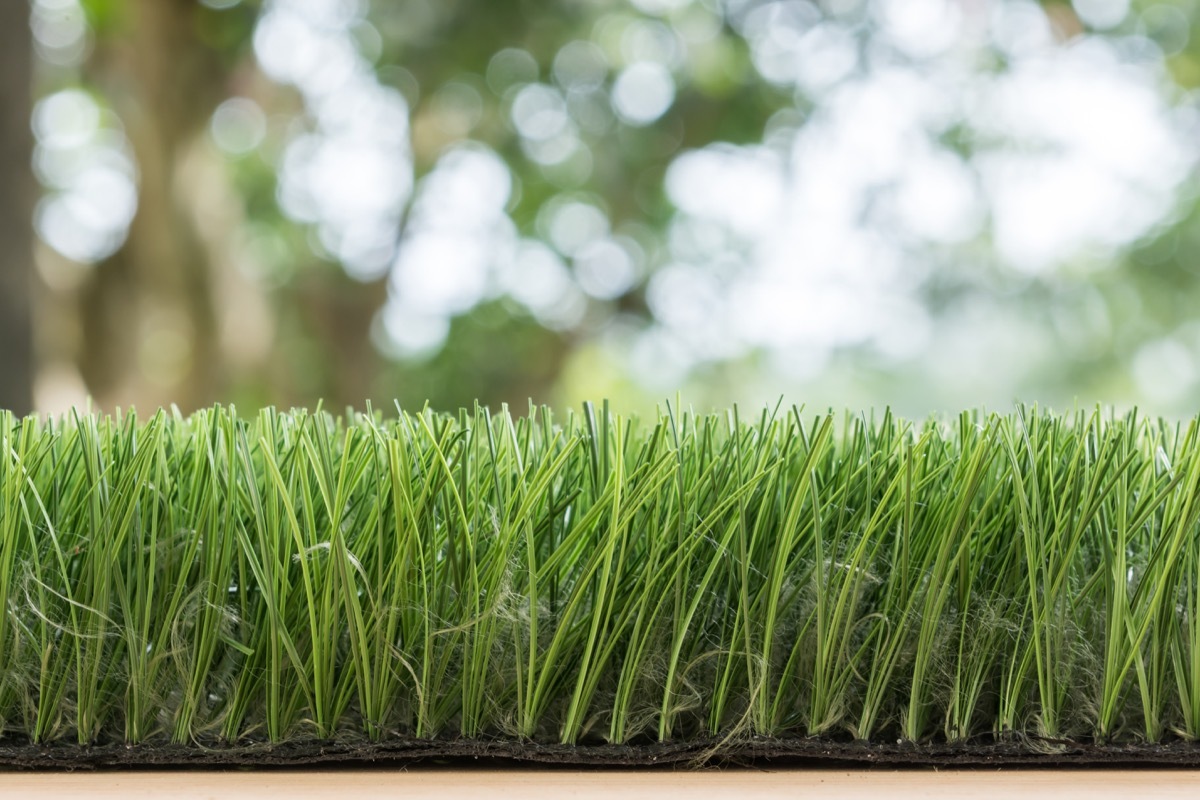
[32,90,138,264]
[612,62,676,125]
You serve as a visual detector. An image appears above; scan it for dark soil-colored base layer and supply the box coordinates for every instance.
[4,736,1200,770]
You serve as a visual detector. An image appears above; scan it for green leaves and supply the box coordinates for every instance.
[3,403,1200,747]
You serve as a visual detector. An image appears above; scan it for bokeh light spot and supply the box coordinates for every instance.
[210,98,267,156]
[612,62,676,125]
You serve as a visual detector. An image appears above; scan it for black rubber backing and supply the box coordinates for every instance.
[4,736,1200,770]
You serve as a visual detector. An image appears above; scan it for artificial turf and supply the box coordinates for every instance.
[4,402,1200,764]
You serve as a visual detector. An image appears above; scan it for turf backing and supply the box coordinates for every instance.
[3,737,1200,769]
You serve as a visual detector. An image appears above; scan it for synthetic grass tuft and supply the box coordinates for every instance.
[3,402,1200,754]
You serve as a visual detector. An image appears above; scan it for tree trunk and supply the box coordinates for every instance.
[77,0,229,413]
[0,1,33,416]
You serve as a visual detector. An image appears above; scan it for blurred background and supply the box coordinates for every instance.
[2,0,1200,418]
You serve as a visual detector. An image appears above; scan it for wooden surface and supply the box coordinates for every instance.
[5,769,1199,799]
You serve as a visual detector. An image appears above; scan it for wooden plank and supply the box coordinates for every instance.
[5,769,1200,800]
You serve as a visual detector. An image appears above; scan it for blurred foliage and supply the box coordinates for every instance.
[25,0,1200,416]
